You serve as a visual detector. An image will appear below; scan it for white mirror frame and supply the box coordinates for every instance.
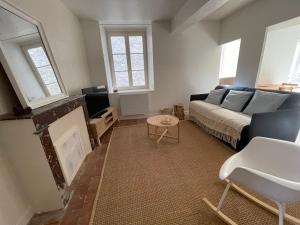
[0,0,68,109]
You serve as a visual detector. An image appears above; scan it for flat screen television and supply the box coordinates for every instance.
[82,86,110,118]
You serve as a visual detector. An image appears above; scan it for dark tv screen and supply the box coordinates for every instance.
[82,87,110,118]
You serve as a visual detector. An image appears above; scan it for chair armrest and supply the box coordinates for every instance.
[190,93,209,101]
[247,108,300,143]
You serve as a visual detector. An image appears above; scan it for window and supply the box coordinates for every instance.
[23,44,62,96]
[107,31,148,90]
[219,39,241,78]
[289,41,300,84]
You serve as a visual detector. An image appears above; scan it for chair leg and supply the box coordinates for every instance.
[217,182,231,211]
[205,181,298,225]
[203,181,237,225]
[276,202,286,225]
[229,181,300,225]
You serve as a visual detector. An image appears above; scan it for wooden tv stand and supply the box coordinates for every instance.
[89,107,118,146]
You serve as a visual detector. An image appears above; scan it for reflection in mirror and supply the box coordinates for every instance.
[0,6,63,104]
[257,16,300,92]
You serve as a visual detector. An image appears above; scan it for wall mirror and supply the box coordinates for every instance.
[0,2,67,109]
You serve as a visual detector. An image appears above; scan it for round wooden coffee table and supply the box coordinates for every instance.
[147,115,180,144]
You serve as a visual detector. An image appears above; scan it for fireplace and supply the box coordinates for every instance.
[0,95,93,212]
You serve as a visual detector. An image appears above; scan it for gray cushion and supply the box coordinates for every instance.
[221,90,253,112]
[205,89,226,105]
[243,90,289,115]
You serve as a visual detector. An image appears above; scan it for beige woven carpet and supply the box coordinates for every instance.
[90,121,300,225]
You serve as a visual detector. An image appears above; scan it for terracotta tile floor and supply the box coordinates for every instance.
[28,119,146,225]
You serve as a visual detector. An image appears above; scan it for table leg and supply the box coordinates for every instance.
[157,128,168,144]
[147,123,149,137]
[177,123,180,143]
[96,136,102,147]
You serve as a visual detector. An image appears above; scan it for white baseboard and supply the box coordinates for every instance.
[16,206,34,225]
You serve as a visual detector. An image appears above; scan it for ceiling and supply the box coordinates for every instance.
[62,0,188,23]
[204,0,256,20]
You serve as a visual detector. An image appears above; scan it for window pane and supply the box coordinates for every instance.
[219,39,241,78]
[111,36,126,54]
[130,54,144,70]
[27,46,50,67]
[129,36,143,53]
[115,71,129,87]
[113,54,128,71]
[132,70,145,86]
[37,65,59,85]
[46,83,61,96]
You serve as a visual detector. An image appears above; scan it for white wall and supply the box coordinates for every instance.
[80,20,107,86]
[149,21,220,113]
[257,23,300,84]
[81,20,221,115]
[0,145,33,225]
[220,0,300,87]
[5,0,91,95]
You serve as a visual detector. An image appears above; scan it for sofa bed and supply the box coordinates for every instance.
[189,85,300,151]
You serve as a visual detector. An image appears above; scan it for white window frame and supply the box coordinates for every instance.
[219,38,241,79]
[100,24,154,94]
[106,31,148,91]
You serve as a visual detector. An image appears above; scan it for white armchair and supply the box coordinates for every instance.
[203,137,300,225]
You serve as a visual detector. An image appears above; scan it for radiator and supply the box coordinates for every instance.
[120,93,149,116]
